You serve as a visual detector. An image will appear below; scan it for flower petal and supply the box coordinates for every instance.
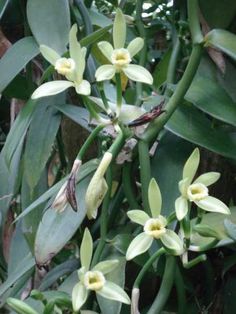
[127,37,144,57]
[126,232,153,260]
[80,228,93,270]
[97,281,130,304]
[97,41,113,62]
[69,24,86,81]
[72,282,88,312]
[75,80,91,95]
[178,177,191,197]
[183,148,200,182]
[93,260,119,274]
[113,8,126,49]
[127,210,150,226]
[195,196,230,215]
[161,230,184,256]
[123,64,153,85]
[95,65,116,81]
[119,104,145,124]
[148,178,162,218]
[175,196,188,221]
[31,81,74,99]
[194,172,220,186]
[40,45,60,65]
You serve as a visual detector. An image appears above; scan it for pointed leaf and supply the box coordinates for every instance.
[148,178,162,217]
[80,228,93,270]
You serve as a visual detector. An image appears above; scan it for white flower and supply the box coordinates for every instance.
[32,24,90,99]
[95,9,153,85]
[126,179,184,260]
[175,148,230,221]
[72,228,130,312]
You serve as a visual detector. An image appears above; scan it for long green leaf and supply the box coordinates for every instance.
[166,104,236,159]
[0,37,39,93]
[27,0,70,54]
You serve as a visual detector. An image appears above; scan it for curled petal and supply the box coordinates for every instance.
[127,210,150,226]
[75,80,91,95]
[175,196,188,221]
[127,37,144,57]
[98,41,113,62]
[72,282,88,312]
[195,196,230,215]
[97,281,130,304]
[122,64,153,85]
[31,81,74,99]
[126,232,153,260]
[95,65,116,81]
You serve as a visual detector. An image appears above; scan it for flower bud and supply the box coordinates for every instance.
[52,182,67,213]
[194,224,221,240]
[85,152,113,219]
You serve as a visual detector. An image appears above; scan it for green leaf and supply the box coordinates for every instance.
[81,25,112,47]
[205,29,236,61]
[34,174,92,266]
[88,8,112,27]
[166,103,236,160]
[0,37,39,93]
[186,76,236,127]
[153,49,172,89]
[97,257,127,314]
[27,0,70,54]
[3,75,35,100]
[24,98,61,190]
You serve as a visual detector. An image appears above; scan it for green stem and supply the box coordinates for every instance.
[76,124,105,160]
[182,253,207,269]
[115,73,122,116]
[122,162,140,209]
[147,256,176,314]
[138,140,151,214]
[135,0,146,106]
[189,239,219,252]
[188,0,203,44]
[133,248,165,289]
[175,265,186,314]
[141,44,203,143]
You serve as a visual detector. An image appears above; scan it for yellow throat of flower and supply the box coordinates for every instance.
[84,270,106,291]
[55,57,76,76]
[144,216,167,239]
[187,183,208,201]
[111,48,131,69]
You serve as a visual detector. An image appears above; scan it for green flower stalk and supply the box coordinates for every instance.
[72,228,130,312]
[32,24,91,99]
[175,148,230,221]
[126,179,184,260]
[95,9,153,85]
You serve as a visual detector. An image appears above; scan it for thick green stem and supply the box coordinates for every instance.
[122,162,140,209]
[76,124,105,160]
[133,248,165,289]
[175,265,186,314]
[166,33,181,90]
[188,0,203,44]
[147,256,176,314]
[141,44,202,143]
[135,0,146,106]
[138,140,151,214]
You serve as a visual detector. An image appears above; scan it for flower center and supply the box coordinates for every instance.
[111,48,131,68]
[187,183,208,201]
[144,217,167,239]
[83,271,106,291]
[55,58,75,75]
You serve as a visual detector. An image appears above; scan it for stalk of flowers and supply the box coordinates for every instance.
[31,24,91,99]
[72,228,130,312]
[95,9,153,85]
[126,178,184,260]
[175,148,230,221]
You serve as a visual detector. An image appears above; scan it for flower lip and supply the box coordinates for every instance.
[187,183,209,201]
[144,216,167,239]
[55,57,76,75]
[83,270,106,291]
[111,48,131,68]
